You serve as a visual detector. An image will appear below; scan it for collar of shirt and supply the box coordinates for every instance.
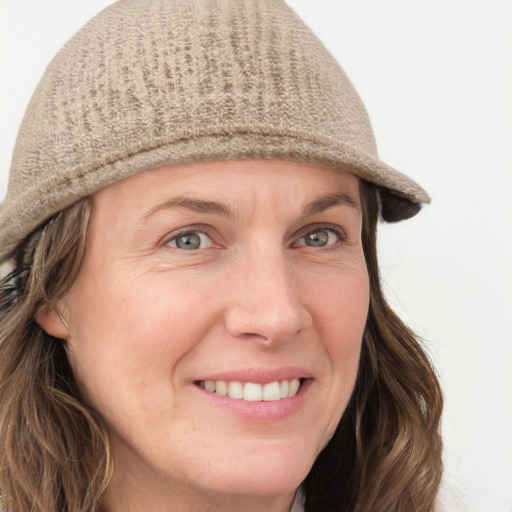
[291,487,305,512]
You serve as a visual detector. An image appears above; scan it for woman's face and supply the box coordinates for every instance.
[41,160,369,508]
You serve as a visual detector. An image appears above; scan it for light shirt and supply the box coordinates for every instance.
[291,487,305,512]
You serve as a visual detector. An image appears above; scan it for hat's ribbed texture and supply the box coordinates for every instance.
[0,0,429,260]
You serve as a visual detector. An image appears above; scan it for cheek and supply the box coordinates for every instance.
[310,262,369,349]
[308,267,369,405]
[64,271,216,408]
[333,275,368,368]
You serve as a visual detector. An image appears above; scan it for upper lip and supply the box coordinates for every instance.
[194,367,313,384]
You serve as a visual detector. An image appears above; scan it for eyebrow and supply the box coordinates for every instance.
[143,197,239,220]
[301,192,360,216]
[143,192,359,221]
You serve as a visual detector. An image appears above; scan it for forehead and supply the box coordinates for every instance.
[93,160,362,214]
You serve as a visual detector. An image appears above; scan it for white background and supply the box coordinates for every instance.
[0,1,511,511]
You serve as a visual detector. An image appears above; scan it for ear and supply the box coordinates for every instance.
[35,305,70,340]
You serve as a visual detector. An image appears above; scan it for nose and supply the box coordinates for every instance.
[224,252,313,346]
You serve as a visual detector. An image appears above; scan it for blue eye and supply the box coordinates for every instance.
[166,231,214,250]
[297,228,341,248]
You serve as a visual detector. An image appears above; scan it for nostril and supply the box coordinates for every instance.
[239,332,268,340]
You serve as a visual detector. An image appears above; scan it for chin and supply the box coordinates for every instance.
[198,438,316,497]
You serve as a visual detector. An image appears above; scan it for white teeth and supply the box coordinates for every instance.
[279,379,289,398]
[228,381,244,399]
[216,380,228,396]
[199,378,303,401]
[244,382,263,401]
[289,378,300,397]
[263,381,281,401]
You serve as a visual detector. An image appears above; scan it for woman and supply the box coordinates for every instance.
[0,1,443,511]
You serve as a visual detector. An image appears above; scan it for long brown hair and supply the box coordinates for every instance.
[303,182,443,511]
[0,198,112,512]
[0,183,442,512]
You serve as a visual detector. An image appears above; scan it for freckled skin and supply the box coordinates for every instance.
[38,160,369,512]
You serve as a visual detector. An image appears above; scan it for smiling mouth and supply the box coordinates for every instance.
[195,378,307,401]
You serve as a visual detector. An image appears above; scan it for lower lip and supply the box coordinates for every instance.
[192,379,312,422]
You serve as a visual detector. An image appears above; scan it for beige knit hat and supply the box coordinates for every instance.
[0,0,430,261]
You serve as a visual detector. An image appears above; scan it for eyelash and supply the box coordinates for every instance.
[164,227,216,250]
[163,225,347,251]
[293,225,346,248]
